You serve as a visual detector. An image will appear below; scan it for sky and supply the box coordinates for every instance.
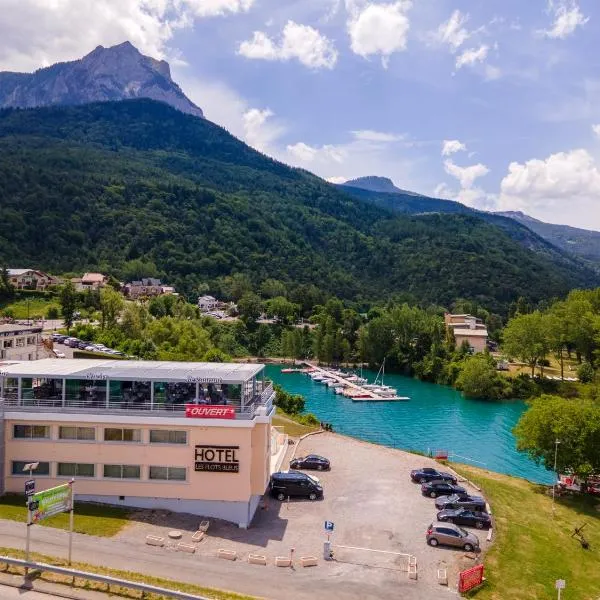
[1,0,600,229]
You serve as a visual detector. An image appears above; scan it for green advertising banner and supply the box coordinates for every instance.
[29,483,72,523]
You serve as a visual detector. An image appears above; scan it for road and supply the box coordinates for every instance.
[0,584,65,599]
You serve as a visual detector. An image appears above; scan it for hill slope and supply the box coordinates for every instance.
[0,42,203,118]
[497,211,600,263]
[339,182,599,270]
[0,99,597,313]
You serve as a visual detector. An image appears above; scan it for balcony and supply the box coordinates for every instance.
[1,382,275,421]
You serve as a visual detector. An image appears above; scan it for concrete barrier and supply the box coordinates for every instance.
[177,543,196,554]
[218,549,237,561]
[408,564,418,580]
[437,568,448,585]
[248,554,267,566]
[300,556,318,567]
[486,529,493,542]
[275,557,292,567]
[191,531,205,543]
[145,535,165,547]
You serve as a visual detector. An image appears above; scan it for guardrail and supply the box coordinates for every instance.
[0,556,210,600]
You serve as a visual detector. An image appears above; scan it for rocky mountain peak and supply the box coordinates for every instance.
[342,175,422,197]
[0,42,203,118]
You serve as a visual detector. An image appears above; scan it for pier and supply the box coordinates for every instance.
[301,361,409,402]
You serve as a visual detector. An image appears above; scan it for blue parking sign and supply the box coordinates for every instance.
[324,521,334,532]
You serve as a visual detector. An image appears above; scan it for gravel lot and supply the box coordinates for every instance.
[120,432,491,597]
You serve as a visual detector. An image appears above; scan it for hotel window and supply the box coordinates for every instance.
[103,464,141,479]
[104,428,141,442]
[4,340,13,348]
[13,425,50,439]
[149,430,187,444]
[149,466,187,481]
[11,461,50,476]
[16,338,25,347]
[58,463,95,477]
[59,426,95,441]
[27,336,36,345]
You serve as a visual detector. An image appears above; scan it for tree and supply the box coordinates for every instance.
[260,278,287,299]
[577,362,594,384]
[100,286,124,330]
[274,384,305,415]
[238,292,263,324]
[455,355,511,400]
[502,311,550,377]
[514,396,600,480]
[59,281,78,331]
[0,266,14,302]
[265,296,299,325]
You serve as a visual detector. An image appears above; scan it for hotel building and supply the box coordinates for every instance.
[0,359,284,528]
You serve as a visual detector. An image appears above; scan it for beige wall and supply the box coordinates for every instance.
[4,419,271,502]
[454,334,487,353]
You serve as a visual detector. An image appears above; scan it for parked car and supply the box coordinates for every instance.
[65,338,79,347]
[411,467,457,484]
[435,493,487,512]
[426,522,480,552]
[269,472,323,501]
[290,455,331,471]
[54,351,66,359]
[51,333,66,342]
[77,341,88,350]
[437,508,492,529]
[421,480,466,498]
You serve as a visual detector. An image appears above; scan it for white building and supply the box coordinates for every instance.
[0,324,42,361]
[198,295,218,312]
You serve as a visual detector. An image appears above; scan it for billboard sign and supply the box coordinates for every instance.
[185,405,236,419]
[29,483,72,523]
[458,564,485,593]
[194,445,240,473]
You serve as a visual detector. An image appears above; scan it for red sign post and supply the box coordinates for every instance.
[459,564,485,593]
[185,405,236,419]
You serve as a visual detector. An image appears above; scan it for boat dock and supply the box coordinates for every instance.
[302,361,409,402]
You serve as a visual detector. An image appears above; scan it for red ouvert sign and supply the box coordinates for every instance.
[185,405,236,419]
[459,564,485,593]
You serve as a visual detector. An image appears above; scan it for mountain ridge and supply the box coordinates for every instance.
[0,98,597,315]
[0,41,203,118]
[340,177,600,266]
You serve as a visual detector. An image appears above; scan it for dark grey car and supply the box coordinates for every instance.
[426,522,480,552]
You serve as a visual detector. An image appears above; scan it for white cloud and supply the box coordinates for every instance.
[238,20,338,69]
[347,1,412,67]
[499,150,600,226]
[432,10,470,50]
[0,0,255,72]
[287,142,346,164]
[456,45,489,69]
[444,160,490,188]
[593,124,600,138]
[484,64,502,81]
[442,139,467,156]
[327,176,348,184]
[174,70,285,155]
[351,130,405,142]
[543,0,589,39]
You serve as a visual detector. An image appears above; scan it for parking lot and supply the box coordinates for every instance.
[121,432,491,597]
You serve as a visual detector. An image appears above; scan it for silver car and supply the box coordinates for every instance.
[426,522,479,552]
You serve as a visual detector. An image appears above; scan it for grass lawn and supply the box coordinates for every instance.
[0,547,259,600]
[0,297,60,319]
[456,465,600,599]
[0,494,129,537]
[272,412,320,437]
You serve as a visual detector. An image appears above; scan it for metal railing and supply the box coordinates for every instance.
[1,390,275,420]
[0,556,210,600]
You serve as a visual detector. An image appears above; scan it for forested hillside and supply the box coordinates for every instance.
[0,99,597,313]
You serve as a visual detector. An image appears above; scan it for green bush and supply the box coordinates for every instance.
[455,354,512,400]
[274,384,305,415]
[46,306,59,319]
[577,362,594,384]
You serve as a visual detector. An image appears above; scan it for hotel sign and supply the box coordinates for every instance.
[185,405,235,419]
[195,445,240,473]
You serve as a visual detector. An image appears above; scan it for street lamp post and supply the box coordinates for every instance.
[552,440,561,517]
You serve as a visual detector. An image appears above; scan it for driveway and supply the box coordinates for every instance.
[0,433,489,599]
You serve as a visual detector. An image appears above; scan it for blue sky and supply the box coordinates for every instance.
[1,0,599,229]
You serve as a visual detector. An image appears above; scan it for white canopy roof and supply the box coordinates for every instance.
[0,359,264,383]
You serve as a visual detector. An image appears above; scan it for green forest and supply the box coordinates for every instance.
[0,99,597,315]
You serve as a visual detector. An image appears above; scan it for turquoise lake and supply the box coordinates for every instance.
[266,365,553,484]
